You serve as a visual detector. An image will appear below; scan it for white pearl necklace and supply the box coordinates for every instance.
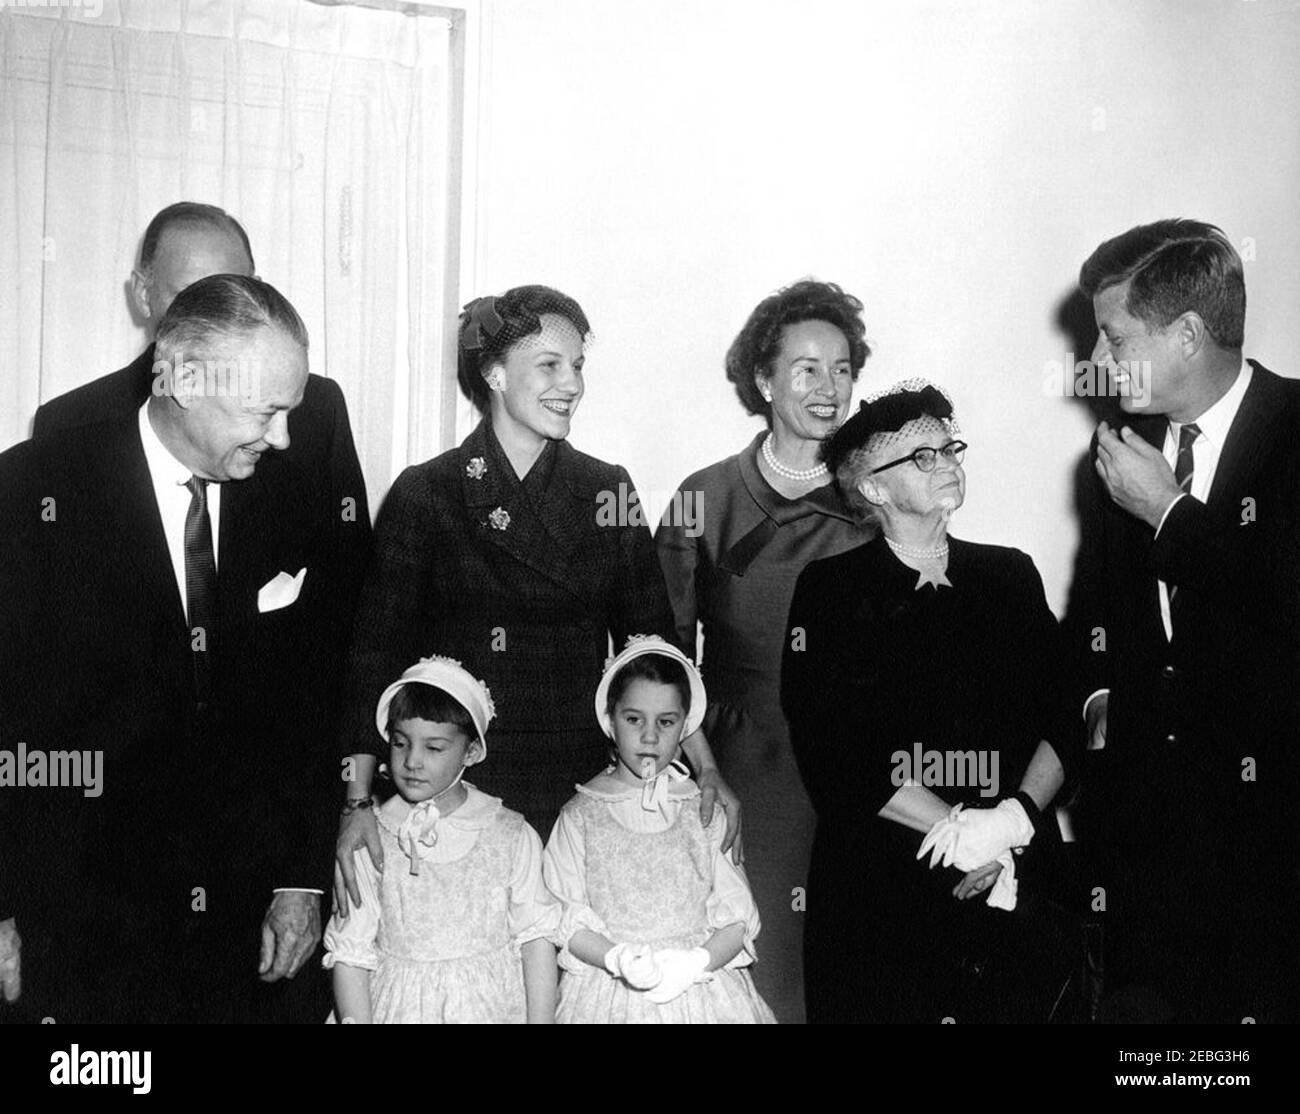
[762,433,827,482]
[886,536,949,561]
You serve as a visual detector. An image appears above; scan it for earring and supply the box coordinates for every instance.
[486,369,506,392]
[759,385,773,403]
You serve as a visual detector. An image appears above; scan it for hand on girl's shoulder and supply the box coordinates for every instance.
[693,794,725,833]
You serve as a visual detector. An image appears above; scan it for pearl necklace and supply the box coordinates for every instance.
[885,536,949,561]
[762,433,827,482]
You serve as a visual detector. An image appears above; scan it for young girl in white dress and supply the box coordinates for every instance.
[543,635,776,1024]
[323,656,560,1023]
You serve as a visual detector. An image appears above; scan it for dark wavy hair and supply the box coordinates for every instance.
[1079,219,1245,349]
[724,279,870,422]
[457,285,591,410]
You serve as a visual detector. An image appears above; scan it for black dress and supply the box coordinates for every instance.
[782,535,1080,1023]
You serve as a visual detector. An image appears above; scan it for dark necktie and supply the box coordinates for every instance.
[184,476,218,707]
[1167,423,1200,610]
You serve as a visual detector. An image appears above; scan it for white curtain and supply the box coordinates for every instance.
[0,0,456,513]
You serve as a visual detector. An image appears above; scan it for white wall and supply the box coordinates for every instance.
[464,0,1300,615]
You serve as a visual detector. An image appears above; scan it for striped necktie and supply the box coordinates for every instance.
[1167,423,1200,609]
[184,475,218,708]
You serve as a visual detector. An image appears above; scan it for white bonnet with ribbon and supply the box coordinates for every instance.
[595,635,707,740]
[375,655,496,756]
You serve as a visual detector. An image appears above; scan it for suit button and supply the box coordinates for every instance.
[1165,733,1177,744]
[1162,665,1177,678]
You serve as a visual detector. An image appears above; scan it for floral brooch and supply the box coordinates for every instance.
[488,507,511,531]
[466,457,487,480]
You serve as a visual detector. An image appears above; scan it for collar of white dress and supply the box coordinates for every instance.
[576,762,698,808]
[377,784,502,873]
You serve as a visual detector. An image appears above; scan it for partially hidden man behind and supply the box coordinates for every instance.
[1073,219,1300,1023]
[0,276,368,1023]
[31,201,369,543]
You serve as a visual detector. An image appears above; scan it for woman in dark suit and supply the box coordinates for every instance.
[334,286,737,909]
[781,381,1079,1023]
[655,280,872,1023]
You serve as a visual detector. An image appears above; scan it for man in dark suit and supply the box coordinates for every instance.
[0,275,368,1022]
[1072,219,1300,1022]
[32,201,369,540]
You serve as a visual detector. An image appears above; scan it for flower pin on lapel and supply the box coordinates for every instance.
[488,507,511,531]
[466,457,487,480]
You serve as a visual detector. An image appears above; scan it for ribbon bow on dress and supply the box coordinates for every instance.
[640,759,691,818]
[910,555,953,591]
[396,799,444,876]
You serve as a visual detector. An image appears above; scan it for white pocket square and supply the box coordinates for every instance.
[257,568,307,613]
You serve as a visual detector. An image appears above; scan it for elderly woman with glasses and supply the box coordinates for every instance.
[781,380,1080,1024]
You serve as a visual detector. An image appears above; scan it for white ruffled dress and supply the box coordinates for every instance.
[543,768,776,1024]
[323,785,560,1023]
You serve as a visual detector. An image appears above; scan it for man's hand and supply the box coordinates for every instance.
[335,804,383,913]
[697,767,743,865]
[0,917,21,1003]
[1085,693,1109,752]
[953,860,1004,901]
[1095,421,1183,529]
[258,892,321,981]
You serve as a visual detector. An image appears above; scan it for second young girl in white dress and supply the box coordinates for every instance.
[543,635,775,1023]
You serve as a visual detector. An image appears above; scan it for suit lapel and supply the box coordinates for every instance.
[1205,362,1279,510]
[100,420,189,630]
[527,442,589,554]
[218,465,277,623]
[459,417,518,521]
[1103,413,1167,639]
[459,419,597,600]
[1128,411,1167,453]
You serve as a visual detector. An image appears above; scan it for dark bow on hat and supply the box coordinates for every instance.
[460,295,506,352]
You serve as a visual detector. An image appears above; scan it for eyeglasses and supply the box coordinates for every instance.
[870,440,968,475]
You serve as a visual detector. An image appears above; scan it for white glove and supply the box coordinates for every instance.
[603,942,662,989]
[644,947,711,1004]
[919,798,1033,872]
[985,851,1018,911]
[918,804,964,868]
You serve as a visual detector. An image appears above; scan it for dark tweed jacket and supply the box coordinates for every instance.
[340,416,676,758]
